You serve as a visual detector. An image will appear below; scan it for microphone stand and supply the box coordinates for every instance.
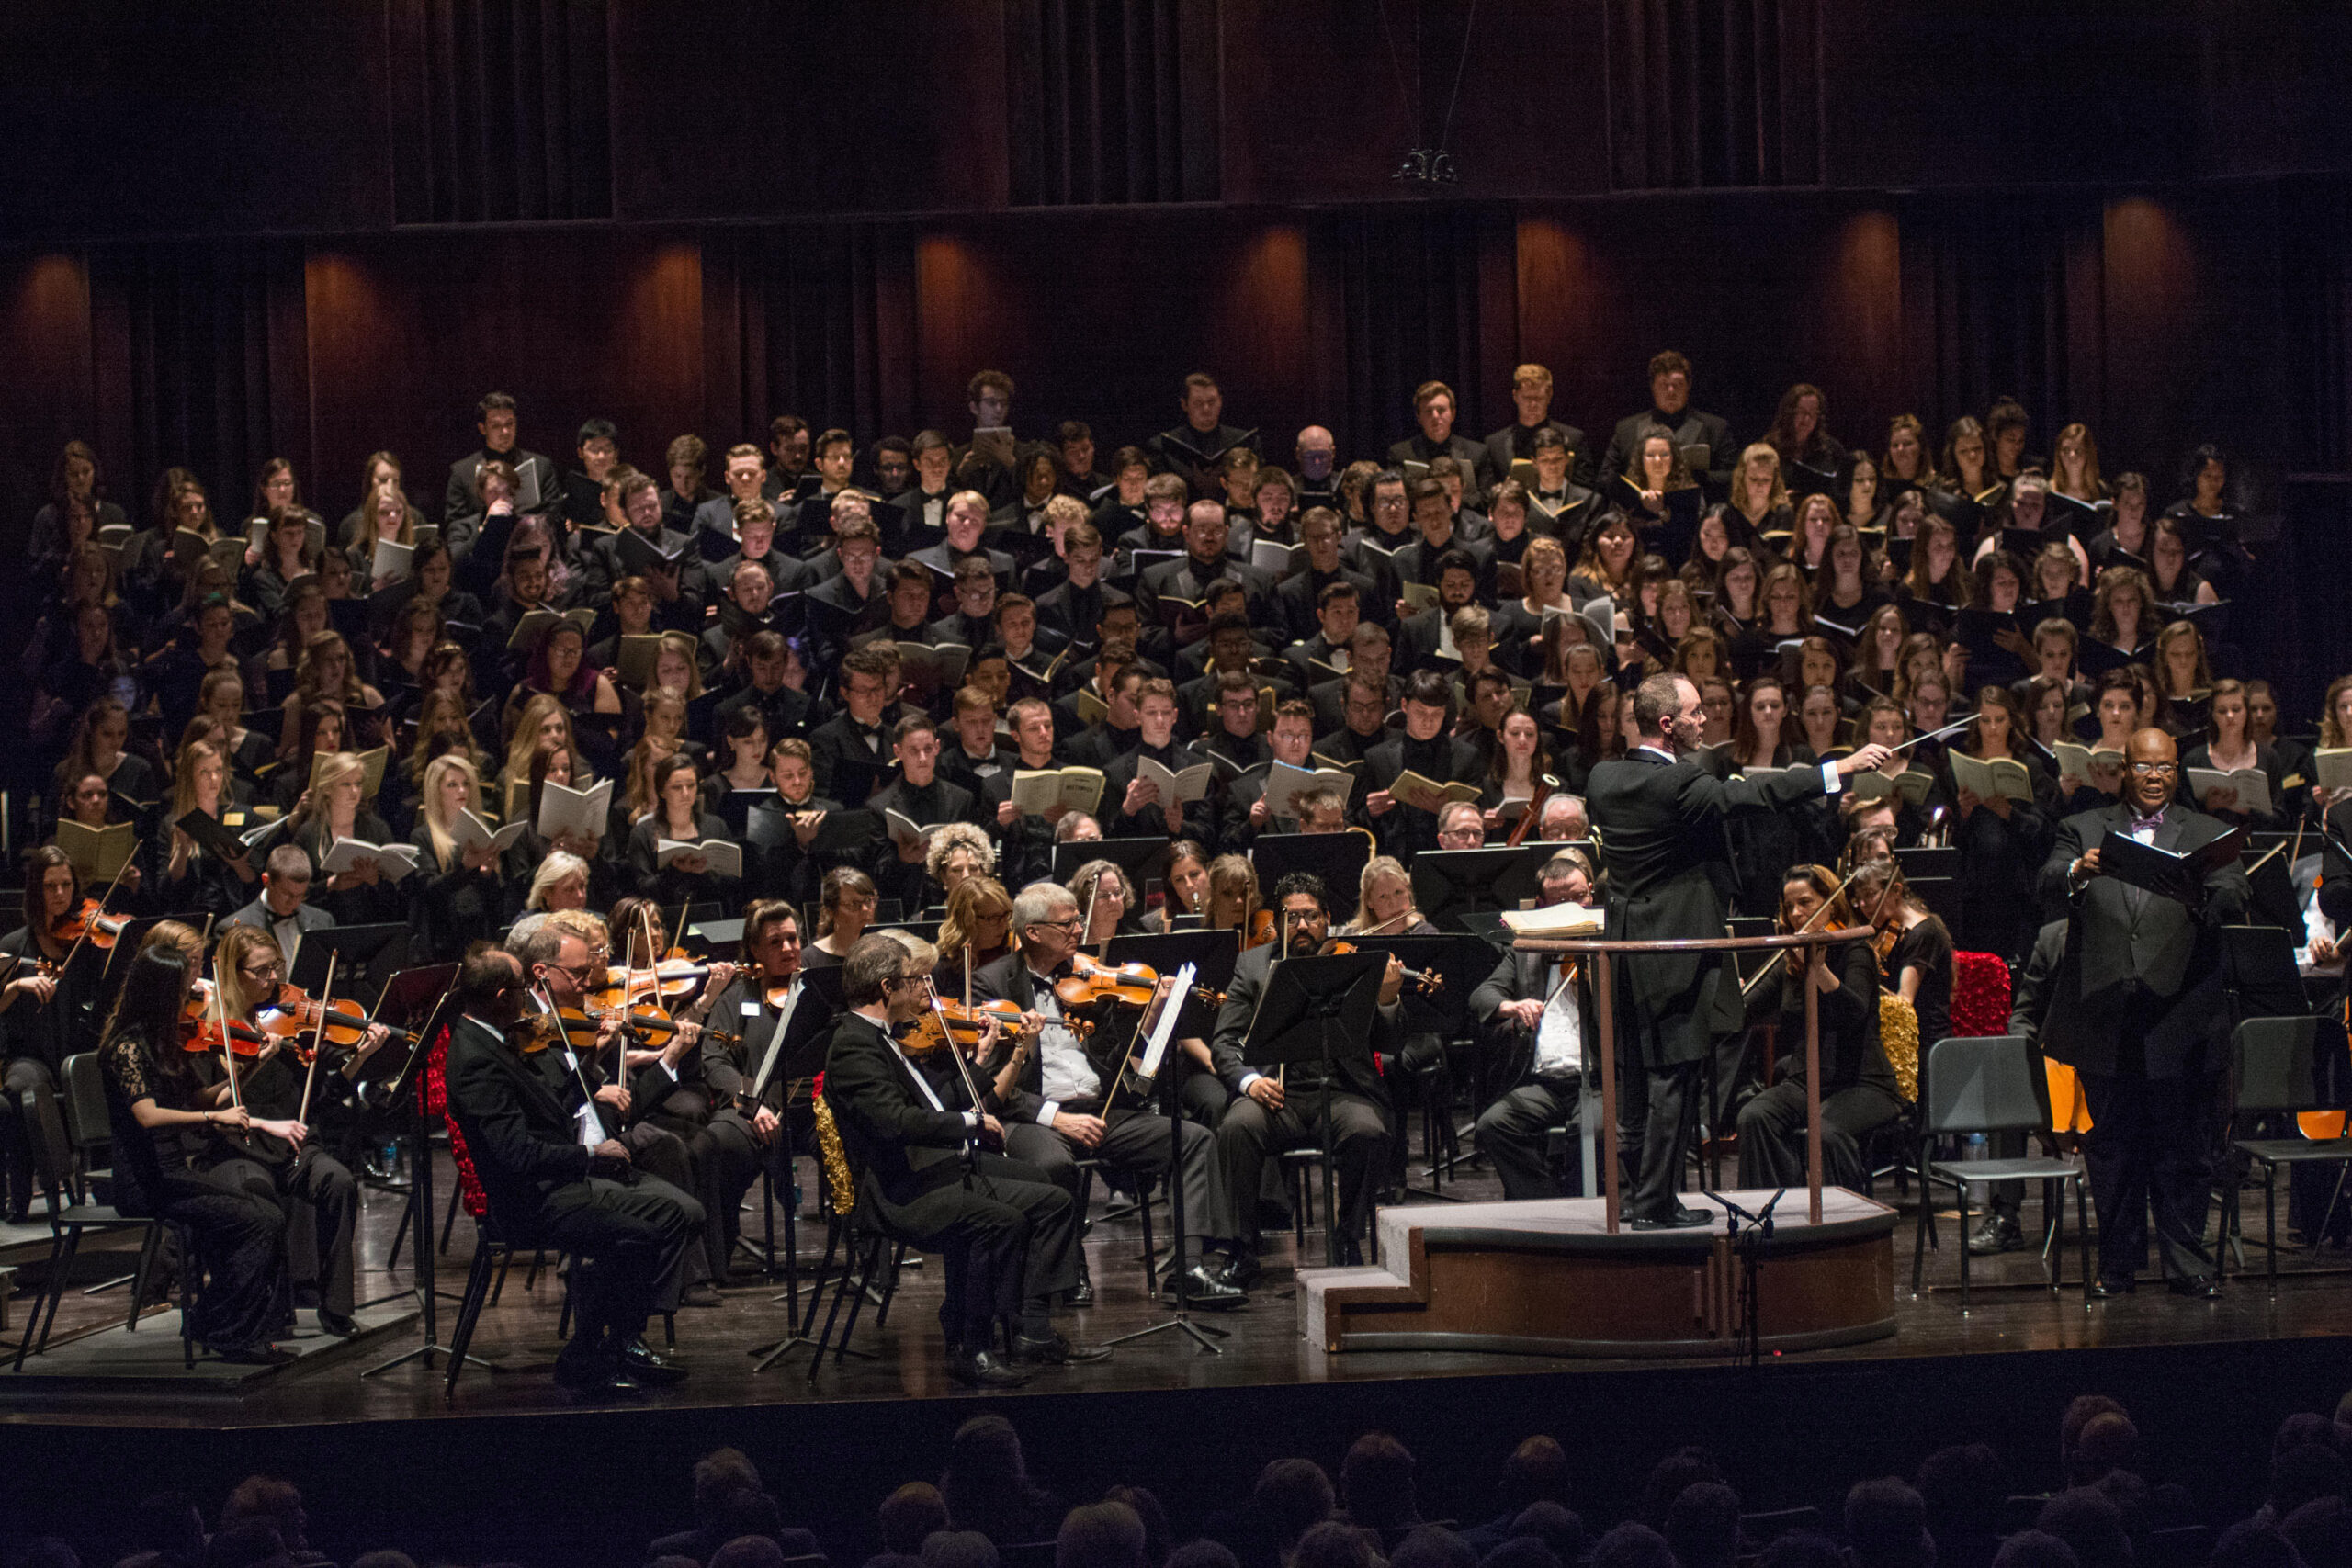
[1702,1186,1783,1371]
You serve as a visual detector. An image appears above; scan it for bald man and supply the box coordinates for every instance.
[2039,727,2250,1298]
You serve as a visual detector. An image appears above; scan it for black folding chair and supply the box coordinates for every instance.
[1911,1034,2092,1314]
[2224,1014,2352,1298]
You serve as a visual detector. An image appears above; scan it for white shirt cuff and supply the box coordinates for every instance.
[1820,759,1842,795]
[1037,1100,1060,1125]
[1238,1071,1264,1092]
[961,1109,978,1128]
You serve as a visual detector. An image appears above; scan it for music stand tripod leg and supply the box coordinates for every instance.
[1103,1050,1227,1353]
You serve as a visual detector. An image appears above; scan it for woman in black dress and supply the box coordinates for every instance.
[1942,687,2057,965]
[408,753,506,962]
[628,755,742,909]
[0,848,94,1219]
[99,937,293,1363]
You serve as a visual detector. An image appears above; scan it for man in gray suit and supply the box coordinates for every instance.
[224,845,335,973]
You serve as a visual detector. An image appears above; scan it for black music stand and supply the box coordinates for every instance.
[1331,932,1494,1196]
[290,922,409,1008]
[1104,967,1229,1355]
[751,964,859,1372]
[1106,929,1244,1043]
[1249,833,1371,924]
[357,963,475,1378]
[1238,950,1386,1266]
[1052,836,1176,888]
[1410,846,1553,932]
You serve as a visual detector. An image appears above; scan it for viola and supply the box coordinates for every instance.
[181,1015,281,1058]
[51,898,131,948]
[589,954,714,1010]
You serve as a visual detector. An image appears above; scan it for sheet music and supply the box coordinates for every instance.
[1137,963,1195,1078]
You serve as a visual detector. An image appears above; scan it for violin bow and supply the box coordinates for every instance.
[297,952,336,1127]
[210,956,243,1113]
[922,977,993,1148]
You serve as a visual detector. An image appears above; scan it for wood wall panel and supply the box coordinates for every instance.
[0,255,97,546]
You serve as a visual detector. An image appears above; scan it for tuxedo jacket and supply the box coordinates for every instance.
[968,953,1142,1123]
[1208,943,1396,1107]
[443,1012,595,1231]
[1478,421,1591,490]
[1585,748,1828,1065]
[2035,800,2250,1078]
[821,1010,977,1213]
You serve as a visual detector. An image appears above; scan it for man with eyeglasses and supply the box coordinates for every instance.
[971,882,1248,1313]
[2040,727,2250,1300]
[821,932,1091,1387]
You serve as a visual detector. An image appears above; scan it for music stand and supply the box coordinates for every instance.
[1410,847,1552,932]
[1337,933,1493,1197]
[1106,929,1243,1042]
[689,918,747,959]
[357,963,479,1378]
[1238,950,1386,1266]
[751,965,863,1371]
[1249,833,1371,925]
[1103,965,1229,1356]
[290,922,410,1007]
[655,902,726,952]
[1053,836,1176,888]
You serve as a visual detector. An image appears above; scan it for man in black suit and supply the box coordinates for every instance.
[972,881,1248,1309]
[1471,851,1599,1199]
[800,516,886,674]
[711,632,820,744]
[442,948,695,1395]
[222,846,334,968]
[1149,372,1259,499]
[444,392,560,525]
[1363,671,1483,860]
[1273,510,1378,646]
[982,699,1069,891]
[1390,483,1496,606]
[1387,381,1488,506]
[1208,873,1402,1276]
[1221,698,1327,853]
[1136,501,1274,645]
[1102,678,1216,845]
[561,417,621,533]
[1283,578,1361,690]
[820,933,1097,1384]
[907,492,1016,606]
[695,445,774,558]
[1479,364,1590,491]
[2036,728,2250,1297]
[1587,673,1891,1227]
[866,715,982,912]
[808,645,904,803]
[1033,523,1111,653]
[1599,350,1736,498]
[588,471,706,633]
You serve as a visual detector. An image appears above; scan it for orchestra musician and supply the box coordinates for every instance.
[442,947,695,1394]
[0,846,92,1220]
[969,880,1249,1311]
[1470,851,1599,1200]
[695,898,812,1276]
[820,932,1095,1387]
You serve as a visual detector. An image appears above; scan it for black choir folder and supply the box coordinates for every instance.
[2097,825,2247,906]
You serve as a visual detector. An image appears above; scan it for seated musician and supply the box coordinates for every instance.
[99,939,293,1364]
[1208,873,1403,1276]
[820,932,1097,1387]
[1734,865,1903,1190]
[696,898,810,1279]
[1470,851,1598,1200]
[970,881,1249,1311]
[514,915,718,1309]
[442,947,695,1395]
[196,926,389,1337]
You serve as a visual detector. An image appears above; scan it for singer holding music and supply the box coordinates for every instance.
[2038,727,2250,1298]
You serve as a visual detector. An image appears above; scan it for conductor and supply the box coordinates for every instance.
[2037,727,2249,1297]
[1587,673,1891,1228]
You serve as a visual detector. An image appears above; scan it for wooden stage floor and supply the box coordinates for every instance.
[6,1144,2349,1430]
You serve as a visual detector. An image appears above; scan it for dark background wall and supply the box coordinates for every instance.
[6,0,2352,697]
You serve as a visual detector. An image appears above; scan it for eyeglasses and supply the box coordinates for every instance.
[548,962,598,984]
[241,963,282,980]
[2126,761,2179,777]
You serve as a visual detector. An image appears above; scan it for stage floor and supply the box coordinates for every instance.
[6,1145,2349,1430]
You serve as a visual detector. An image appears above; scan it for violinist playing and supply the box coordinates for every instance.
[98,939,293,1364]
[1469,851,1600,1201]
[198,926,377,1337]
[1208,873,1404,1278]
[0,846,91,1220]
[529,911,721,1308]
[695,898,810,1282]
[1732,866,1902,1193]
[820,933,1091,1388]
[442,947,695,1395]
[970,881,1248,1312]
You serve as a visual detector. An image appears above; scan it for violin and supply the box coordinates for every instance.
[264,983,411,1051]
[180,1015,281,1058]
[1243,908,1278,952]
[518,1006,605,1055]
[51,898,131,948]
[1053,953,1161,1011]
[894,998,1031,1056]
[1322,941,1442,994]
[588,954,715,1010]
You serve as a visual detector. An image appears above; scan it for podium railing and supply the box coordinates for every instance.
[1510,927,1880,1230]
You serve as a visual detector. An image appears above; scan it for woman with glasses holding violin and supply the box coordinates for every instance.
[696,898,811,1281]
[192,925,367,1337]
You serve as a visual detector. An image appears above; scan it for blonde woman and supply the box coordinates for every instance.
[157,738,258,918]
[288,750,404,926]
[1345,855,1436,937]
[408,753,503,960]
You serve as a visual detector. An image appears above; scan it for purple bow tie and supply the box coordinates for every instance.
[2130,812,2165,834]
